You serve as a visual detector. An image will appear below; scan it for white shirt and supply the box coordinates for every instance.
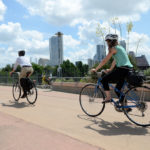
[13,56,32,70]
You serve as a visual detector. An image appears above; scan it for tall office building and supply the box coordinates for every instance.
[119,40,126,50]
[49,32,63,66]
[93,44,106,63]
[87,59,93,68]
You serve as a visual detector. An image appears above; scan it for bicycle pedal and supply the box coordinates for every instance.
[115,107,123,112]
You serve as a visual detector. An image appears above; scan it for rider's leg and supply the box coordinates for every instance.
[115,80,125,102]
[115,71,132,112]
[101,68,119,102]
[19,68,27,98]
[19,67,33,98]
[105,91,111,100]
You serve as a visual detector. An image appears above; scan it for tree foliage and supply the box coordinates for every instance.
[0,60,89,77]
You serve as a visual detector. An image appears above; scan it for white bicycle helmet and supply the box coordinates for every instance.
[105,34,118,41]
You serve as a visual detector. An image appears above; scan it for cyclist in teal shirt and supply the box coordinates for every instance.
[113,45,133,68]
[91,34,133,105]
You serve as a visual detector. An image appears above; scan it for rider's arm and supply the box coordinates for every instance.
[10,58,19,75]
[13,58,19,71]
[109,60,116,71]
[95,48,117,72]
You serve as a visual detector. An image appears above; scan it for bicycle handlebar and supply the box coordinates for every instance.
[11,72,20,77]
[91,69,106,78]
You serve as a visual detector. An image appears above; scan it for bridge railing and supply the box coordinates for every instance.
[0,74,90,86]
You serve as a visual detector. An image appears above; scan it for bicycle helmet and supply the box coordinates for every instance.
[18,50,25,56]
[105,34,118,41]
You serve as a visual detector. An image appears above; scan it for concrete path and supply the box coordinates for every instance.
[0,86,150,150]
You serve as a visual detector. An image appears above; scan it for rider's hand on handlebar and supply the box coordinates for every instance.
[90,68,97,73]
[9,71,13,76]
[105,69,111,73]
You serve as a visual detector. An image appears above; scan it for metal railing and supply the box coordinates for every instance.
[0,74,89,86]
[0,73,149,86]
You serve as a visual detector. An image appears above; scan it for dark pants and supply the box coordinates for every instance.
[101,67,130,98]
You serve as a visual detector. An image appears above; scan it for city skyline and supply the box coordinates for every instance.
[0,0,150,68]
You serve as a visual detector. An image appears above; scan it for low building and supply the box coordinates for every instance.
[38,58,50,66]
[136,55,149,70]
[129,51,136,58]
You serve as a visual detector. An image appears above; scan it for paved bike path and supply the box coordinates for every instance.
[0,111,101,150]
[0,86,150,150]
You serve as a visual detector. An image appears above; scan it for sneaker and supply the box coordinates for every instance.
[102,99,112,103]
[124,108,132,113]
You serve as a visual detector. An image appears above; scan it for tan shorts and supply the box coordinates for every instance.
[19,67,34,79]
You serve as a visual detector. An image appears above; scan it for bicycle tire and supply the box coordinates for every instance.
[26,82,37,104]
[12,82,21,101]
[123,85,150,127]
[79,83,105,117]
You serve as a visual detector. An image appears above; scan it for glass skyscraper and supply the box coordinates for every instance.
[93,44,106,63]
[49,32,63,66]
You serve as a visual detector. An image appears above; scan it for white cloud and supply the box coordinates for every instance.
[65,43,95,63]
[16,0,150,25]
[0,0,6,21]
[77,20,121,45]
[63,35,80,50]
[127,31,150,56]
[66,21,150,64]
[0,22,49,66]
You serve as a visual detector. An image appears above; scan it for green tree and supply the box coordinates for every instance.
[144,68,150,76]
[76,61,89,77]
[126,21,133,53]
[83,64,89,76]
[128,55,138,70]
[32,63,44,75]
[93,58,113,71]
[1,64,12,72]
[76,61,83,77]
[52,65,58,76]
[61,60,78,77]
[43,65,54,76]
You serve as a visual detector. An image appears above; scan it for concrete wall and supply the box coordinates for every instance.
[52,82,150,101]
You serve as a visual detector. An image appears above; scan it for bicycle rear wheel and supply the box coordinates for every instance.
[123,86,150,127]
[79,84,105,117]
[12,82,21,101]
[26,82,37,104]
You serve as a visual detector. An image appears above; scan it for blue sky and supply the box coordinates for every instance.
[0,0,150,68]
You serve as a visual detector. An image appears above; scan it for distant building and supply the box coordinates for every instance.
[38,58,50,66]
[136,55,149,70]
[93,44,106,64]
[49,32,63,66]
[129,52,149,70]
[119,40,126,50]
[30,57,38,64]
[129,51,136,58]
[75,61,81,66]
[88,59,93,68]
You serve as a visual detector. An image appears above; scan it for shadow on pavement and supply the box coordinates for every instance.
[1,100,35,108]
[77,114,150,136]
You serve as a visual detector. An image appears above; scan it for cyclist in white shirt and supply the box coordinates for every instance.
[10,50,34,98]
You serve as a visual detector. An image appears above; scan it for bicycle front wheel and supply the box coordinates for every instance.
[12,82,21,101]
[79,84,105,117]
[123,86,150,127]
[26,82,37,104]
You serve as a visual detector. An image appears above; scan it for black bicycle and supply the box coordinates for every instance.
[12,72,38,104]
[79,71,150,127]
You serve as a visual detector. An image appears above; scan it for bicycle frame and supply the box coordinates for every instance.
[95,77,140,109]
